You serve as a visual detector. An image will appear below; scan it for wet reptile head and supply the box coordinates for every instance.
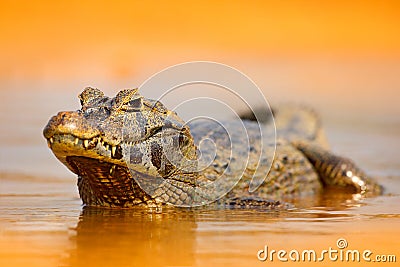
[43,87,197,206]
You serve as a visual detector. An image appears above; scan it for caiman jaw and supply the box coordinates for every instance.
[43,109,153,207]
[45,133,157,207]
[45,133,124,165]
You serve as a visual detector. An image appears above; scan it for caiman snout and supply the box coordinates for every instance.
[43,111,100,140]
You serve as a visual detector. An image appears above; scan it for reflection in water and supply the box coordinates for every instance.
[65,189,366,267]
[67,207,197,267]
[1,176,399,267]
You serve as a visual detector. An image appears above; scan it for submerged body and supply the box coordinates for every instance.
[43,88,381,208]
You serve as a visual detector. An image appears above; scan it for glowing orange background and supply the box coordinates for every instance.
[1,0,399,78]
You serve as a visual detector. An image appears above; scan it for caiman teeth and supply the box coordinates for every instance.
[50,134,128,158]
[110,165,116,175]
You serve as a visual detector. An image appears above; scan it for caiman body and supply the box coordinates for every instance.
[43,88,381,208]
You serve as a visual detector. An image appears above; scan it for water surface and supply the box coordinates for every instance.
[1,89,399,267]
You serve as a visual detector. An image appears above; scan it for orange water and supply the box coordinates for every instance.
[1,82,400,266]
[1,177,400,267]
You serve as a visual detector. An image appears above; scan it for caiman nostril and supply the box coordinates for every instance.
[43,110,100,140]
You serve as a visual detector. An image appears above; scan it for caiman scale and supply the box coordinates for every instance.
[43,87,381,208]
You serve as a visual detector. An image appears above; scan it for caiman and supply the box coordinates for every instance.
[43,87,381,209]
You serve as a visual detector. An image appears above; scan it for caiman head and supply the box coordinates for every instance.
[43,87,198,207]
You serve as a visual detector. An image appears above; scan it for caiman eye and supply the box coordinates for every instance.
[119,97,143,112]
[129,97,143,110]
